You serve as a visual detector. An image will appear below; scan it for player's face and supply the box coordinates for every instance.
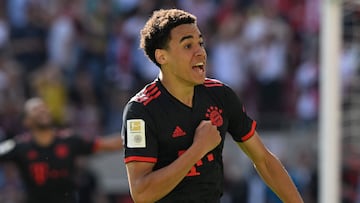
[162,23,207,86]
[24,99,53,129]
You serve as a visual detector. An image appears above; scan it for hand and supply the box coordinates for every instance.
[192,120,221,156]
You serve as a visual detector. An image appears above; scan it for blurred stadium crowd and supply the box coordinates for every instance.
[0,0,359,202]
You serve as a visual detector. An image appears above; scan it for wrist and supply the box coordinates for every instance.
[188,142,207,160]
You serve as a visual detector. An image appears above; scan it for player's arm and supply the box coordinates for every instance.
[67,132,122,155]
[237,131,303,203]
[94,133,123,152]
[126,120,221,203]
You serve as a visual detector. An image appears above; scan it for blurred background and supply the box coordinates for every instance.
[0,0,359,202]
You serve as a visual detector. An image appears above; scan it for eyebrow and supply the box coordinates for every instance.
[179,34,203,43]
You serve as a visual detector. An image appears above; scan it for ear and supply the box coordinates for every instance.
[155,49,167,65]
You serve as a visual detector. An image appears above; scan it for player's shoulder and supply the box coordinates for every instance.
[13,132,32,144]
[201,78,231,93]
[203,78,225,88]
[55,128,74,139]
[129,80,162,106]
[54,129,86,144]
[201,78,237,98]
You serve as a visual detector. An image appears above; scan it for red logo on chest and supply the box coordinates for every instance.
[172,126,186,138]
[55,144,69,159]
[205,106,223,127]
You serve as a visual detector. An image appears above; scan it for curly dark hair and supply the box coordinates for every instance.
[140,9,197,67]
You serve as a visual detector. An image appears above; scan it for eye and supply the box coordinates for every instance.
[199,41,205,47]
[184,43,192,49]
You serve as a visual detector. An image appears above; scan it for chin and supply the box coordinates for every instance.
[195,77,206,85]
[183,75,205,86]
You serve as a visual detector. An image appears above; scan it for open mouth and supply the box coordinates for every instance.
[192,62,205,73]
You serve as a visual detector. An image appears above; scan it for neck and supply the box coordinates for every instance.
[159,73,194,107]
[32,128,55,147]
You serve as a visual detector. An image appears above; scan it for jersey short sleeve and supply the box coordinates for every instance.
[122,102,158,164]
[224,86,257,142]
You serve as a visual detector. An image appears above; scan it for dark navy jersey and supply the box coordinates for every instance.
[0,132,97,203]
[122,78,256,203]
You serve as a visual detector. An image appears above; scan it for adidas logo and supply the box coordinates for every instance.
[172,126,186,138]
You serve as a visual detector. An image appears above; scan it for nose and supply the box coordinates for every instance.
[195,45,206,57]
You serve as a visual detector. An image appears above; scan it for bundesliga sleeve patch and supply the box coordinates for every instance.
[126,119,146,148]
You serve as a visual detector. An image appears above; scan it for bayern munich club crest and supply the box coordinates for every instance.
[55,144,69,159]
[205,106,223,127]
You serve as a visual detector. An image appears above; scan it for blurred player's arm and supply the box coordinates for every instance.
[237,131,304,203]
[95,133,123,152]
[126,120,221,203]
